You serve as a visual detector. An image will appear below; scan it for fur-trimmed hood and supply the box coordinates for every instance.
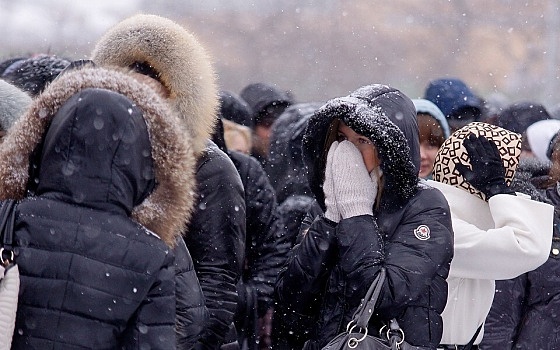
[302,84,418,212]
[91,14,219,157]
[0,66,196,247]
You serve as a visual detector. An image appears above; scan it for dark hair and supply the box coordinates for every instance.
[129,61,162,83]
[418,113,445,147]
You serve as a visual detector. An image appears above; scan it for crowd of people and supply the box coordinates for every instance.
[0,13,558,350]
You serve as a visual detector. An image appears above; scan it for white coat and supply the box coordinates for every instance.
[427,179,553,345]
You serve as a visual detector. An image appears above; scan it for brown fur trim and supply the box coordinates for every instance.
[0,67,196,247]
[91,14,219,157]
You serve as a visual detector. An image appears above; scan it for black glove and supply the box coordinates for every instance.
[455,133,515,199]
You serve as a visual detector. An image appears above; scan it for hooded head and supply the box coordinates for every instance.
[0,80,32,132]
[1,54,71,97]
[424,78,483,131]
[219,90,253,129]
[432,122,522,201]
[413,98,451,140]
[496,101,551,134]
[0,66,196,247]
[525,119,560,162]
[268,102,322,203]
[303,84,418,212]
[91,14,219,157]
[240,82,294,127]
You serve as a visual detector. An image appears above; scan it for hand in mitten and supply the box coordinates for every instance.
[331,141,377,219]
[454,133,515,199]
[323,141,341,222]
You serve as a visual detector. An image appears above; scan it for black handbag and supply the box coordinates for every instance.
[321,268,426,350]
[0,199,19,350]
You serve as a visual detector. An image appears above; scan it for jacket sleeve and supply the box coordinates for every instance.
[275,216,337,321]
[122,250,177,350]
[336,188,454,319]
[186,147,246,350]
[241,157,291,316]
[449,194,553,279]
[173,236,209,349]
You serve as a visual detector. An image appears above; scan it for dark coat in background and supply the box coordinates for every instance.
[495,101,551,135]
[1,54,71,97]
[0,67,205,349]
[213,118,290,349]
[91,14,247,349]
[481,158,560,350]
[275,85,454,349]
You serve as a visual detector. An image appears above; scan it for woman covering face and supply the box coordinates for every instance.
[275,84,454,349]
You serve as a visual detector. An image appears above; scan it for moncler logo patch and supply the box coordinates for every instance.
[414,225,431,240]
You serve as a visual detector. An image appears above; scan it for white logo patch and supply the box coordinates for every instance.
[414,225,431,240]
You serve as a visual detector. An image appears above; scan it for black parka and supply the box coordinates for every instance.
[92,14,247,348]
[481,158,560,349]
[275,85,454,349]
[0,67,206,349]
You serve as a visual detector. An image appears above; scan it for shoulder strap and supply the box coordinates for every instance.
[464,324,483,350]
[0,199,17,265]
[352,267,386,328]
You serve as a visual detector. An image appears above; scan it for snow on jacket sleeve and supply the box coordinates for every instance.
[173,237,209,349]
[120,248,177,350]
[450,194,553,280]
[186,146,246,350]
[240,155,291,316]
[275,216,338,317]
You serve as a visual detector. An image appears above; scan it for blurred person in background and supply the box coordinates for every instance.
[212,94,289,350]
[413,98,450,179]
[265,102,323,349]
[92,14,246,349]
[1,54,70,97]
[240,82,294,169]
[481,126,560,350]
[219,91,254,154]
[424,77,484,132]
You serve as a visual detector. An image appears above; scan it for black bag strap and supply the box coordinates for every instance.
[0,199,17,266]
[351,267,387,329]
[464,324,483,350]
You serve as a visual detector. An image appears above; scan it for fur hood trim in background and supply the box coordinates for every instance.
[0,79,32,131]
[91,14,219,156]
[0,66,197,247]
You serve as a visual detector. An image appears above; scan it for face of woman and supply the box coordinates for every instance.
[337,121,380,173]
[419,140,439,178]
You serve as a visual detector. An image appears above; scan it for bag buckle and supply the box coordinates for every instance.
[0,247,14,266]
[346,321,368,348]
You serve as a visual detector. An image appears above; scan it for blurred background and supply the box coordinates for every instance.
[1,0,559,108]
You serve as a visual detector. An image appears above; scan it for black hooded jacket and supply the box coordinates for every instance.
[2,67,206,349]
[275,85,453,349]
[481,158,560,349]
[91,14,246,349]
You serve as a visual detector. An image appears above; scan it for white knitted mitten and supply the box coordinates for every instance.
[323,141,341,222]
[331,141,377,219]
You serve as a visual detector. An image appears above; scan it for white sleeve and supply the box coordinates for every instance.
[448,193,553,280]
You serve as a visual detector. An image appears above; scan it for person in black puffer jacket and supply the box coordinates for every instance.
[480,153,560,350]
[275,84,454,349]
[213,105,291,350]
[92,15,246,349]
[0,66,207,349]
